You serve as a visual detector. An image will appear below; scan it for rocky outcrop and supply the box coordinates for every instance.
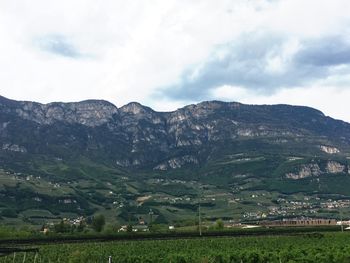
[120,102,149,115]
[3,98,118,127]
[2,143,27,153]
[286,161,348,179]
[286,164,321,180]
[326,161,345,174]
[320,145,340,154]
[153,155,199,170]
[116,159,131,167]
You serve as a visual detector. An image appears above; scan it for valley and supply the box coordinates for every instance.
[0,96,350,227]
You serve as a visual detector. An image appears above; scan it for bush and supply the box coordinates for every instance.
[92,214,105,232]
[215,219,224,230]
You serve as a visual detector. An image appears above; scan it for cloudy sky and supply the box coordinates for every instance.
[1,0,350,121]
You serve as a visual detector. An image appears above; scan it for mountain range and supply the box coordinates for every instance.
[1,95,350,226]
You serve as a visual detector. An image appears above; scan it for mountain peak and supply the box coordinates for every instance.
[42,99,119,126]
[120,102,154,115]
[0,96,119,127]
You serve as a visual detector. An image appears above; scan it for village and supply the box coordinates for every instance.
[41,213,350,236]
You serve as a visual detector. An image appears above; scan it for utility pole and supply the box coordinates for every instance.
[197,171,202,237]
[198,202,202,236]
[341,212,344,232]
[149,209,154,226]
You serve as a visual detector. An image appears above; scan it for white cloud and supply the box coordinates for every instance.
[0,0,349,122]
[265,38,300,74]
[212,84,350,122]
[265,0,350,37]
[0,0,273,105]
[211,85,250,101]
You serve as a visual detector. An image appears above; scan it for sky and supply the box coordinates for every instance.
[1,0,350,122]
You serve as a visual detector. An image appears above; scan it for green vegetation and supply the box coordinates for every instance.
[2,98,350,227]
[1,232,350,262]
[2,155,350,228]
[215,219,224,230]
[0,225,37,239]
[91,214,105,232]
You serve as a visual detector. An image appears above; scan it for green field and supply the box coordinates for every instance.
[2,153,350,228]
[1,232,350,262]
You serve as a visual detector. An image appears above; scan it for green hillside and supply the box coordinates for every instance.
[1,96,350,226]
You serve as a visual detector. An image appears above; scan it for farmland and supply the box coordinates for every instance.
[1,231,350,262]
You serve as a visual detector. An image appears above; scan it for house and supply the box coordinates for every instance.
[40,228,49,234]
[132,225,149,232]
[118,225,128,232]
[260,218,337,227]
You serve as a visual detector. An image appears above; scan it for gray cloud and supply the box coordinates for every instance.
[158,34,350,101]
[295,37,350,67]
[34,35,81,58]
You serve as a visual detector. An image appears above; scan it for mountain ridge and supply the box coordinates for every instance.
[0,95,335,122]
[1,95,350,168]
[1,95,350,225]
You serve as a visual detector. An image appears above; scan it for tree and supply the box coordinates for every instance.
[215,219,224,230]
[54,220,70,233]
[92,214,105,232]
[126,224,133,232]
[77,221,86,232]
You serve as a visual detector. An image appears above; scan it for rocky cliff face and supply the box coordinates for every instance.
[286,164,322,179]
[1,95,350,171]
[285,161,349,180]
[0,96,118,127]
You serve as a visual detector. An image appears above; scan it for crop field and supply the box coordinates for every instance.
[1,232,350,263]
